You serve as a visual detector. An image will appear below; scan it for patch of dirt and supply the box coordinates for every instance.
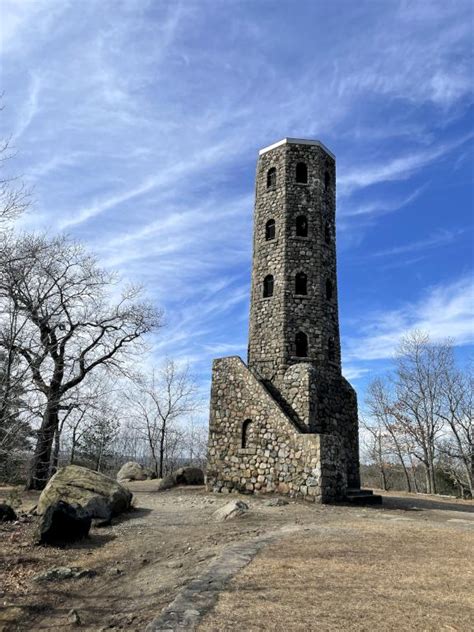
[1,483,473,632]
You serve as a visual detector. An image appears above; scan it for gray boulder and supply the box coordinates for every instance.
[35,501,91,545]
[33,566,96,581]
[213,500,249,521]
[265,498,289,507]
[37,465,132,522]
[159,467,204,490]
[117,461,148,482]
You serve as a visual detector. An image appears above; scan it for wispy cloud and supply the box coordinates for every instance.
[371,228,468,258]
[339,186,426,219]
[345,276,474,363]
[338,134,474,194]
[13,72,41,141]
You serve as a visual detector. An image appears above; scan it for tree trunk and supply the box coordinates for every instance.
[159,429,165,478]
[50,428,60,477]
[380,464,388,491]
[27,403,59,490]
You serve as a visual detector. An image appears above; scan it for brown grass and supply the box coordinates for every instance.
[199,519,474,631]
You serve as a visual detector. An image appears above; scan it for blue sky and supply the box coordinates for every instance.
[0,0,473,410]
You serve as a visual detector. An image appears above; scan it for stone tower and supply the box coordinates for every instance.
[207,138,372,503]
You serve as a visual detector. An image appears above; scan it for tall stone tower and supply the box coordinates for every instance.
[207,139,374,503]
[248,138,340,386]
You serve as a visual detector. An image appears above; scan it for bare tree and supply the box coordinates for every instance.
[438,359,473,497]
[389,331,447,494]
[360,416,391,490]
[125,360,198,477]
[0,137,30,228]
[364,332,472,497]
[366,379,413,492]
[0,234,162,489]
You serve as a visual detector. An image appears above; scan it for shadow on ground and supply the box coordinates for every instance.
[380,494,474,514]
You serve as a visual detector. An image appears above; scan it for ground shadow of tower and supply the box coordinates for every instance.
[207,139,378,504]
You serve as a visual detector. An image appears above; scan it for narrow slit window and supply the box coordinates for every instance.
[295,162,308,184]
[295,215,308,237]
[328,338,336,361]
[295,332,308,357]
[267,167,276,189]
[263,274,274,298]
[325,279,333,300]
[324,221,331,244]
[265,219,276,241]
[324,170,330,191]
[242,419,252,448]
[295,272,307,295]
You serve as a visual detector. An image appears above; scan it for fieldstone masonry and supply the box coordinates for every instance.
[207,138,361,502]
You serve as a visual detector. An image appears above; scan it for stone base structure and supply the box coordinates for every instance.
[207,138,374,504]
[207,357,358,502]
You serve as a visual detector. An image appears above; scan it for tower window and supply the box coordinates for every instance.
[263,274,274,298]
[324,221,331,244]
[265,219,276,241]
[295,215,308,237]
[267,167,276,189]
[295,332,308,357]
[325,279,333,300]
[324,170,330,191]
[328,338,336,361]
[295,162,308,184]
[241,419,252,448]
[295,272,307,295]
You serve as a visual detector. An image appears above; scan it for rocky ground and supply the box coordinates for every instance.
[1,482,473,631]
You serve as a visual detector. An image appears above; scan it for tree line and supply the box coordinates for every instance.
[362,331,473,498]
[0,124,205,489]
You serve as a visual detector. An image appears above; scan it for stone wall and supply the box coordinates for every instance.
[207,356,347,502]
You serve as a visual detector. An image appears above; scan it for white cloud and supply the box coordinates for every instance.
[345,276,474,362]
[338,134,473,194]
[371,228,467,258]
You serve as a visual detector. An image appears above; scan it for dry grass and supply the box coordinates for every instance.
[199,519,474,631]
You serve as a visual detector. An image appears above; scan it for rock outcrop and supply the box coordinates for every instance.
[37,465,133,522]
[117,461,148,482]
[213,500,249,521]
[158,467,204,490]
[35,501,92,544]
[0,503,17,522]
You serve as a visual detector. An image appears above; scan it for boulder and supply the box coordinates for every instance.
[35,501,91,545]
[213,500,249,521]
[0,503,17,522]
[116,461,148,482]
[33,566,96,581]
[265,498,289,507]
[37,465,132,522]
[159,467,204,490]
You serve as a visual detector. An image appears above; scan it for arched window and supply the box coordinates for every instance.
[295,332,308,357]
[295,162,308,184]
[242,419,252,448]
[328,337,336,361]
[324,221,331,245]
[265,219,276,241]
[267,167,276,189]
[295,272,307,295]
[263,274,274,298]
[325,279,333,300]
[324,170,330,191]
[295,215,308,237]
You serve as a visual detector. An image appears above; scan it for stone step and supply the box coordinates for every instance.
[346,488,374,496]
[345,489,382,506]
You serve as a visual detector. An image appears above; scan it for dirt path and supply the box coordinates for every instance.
[1,484,473,631]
